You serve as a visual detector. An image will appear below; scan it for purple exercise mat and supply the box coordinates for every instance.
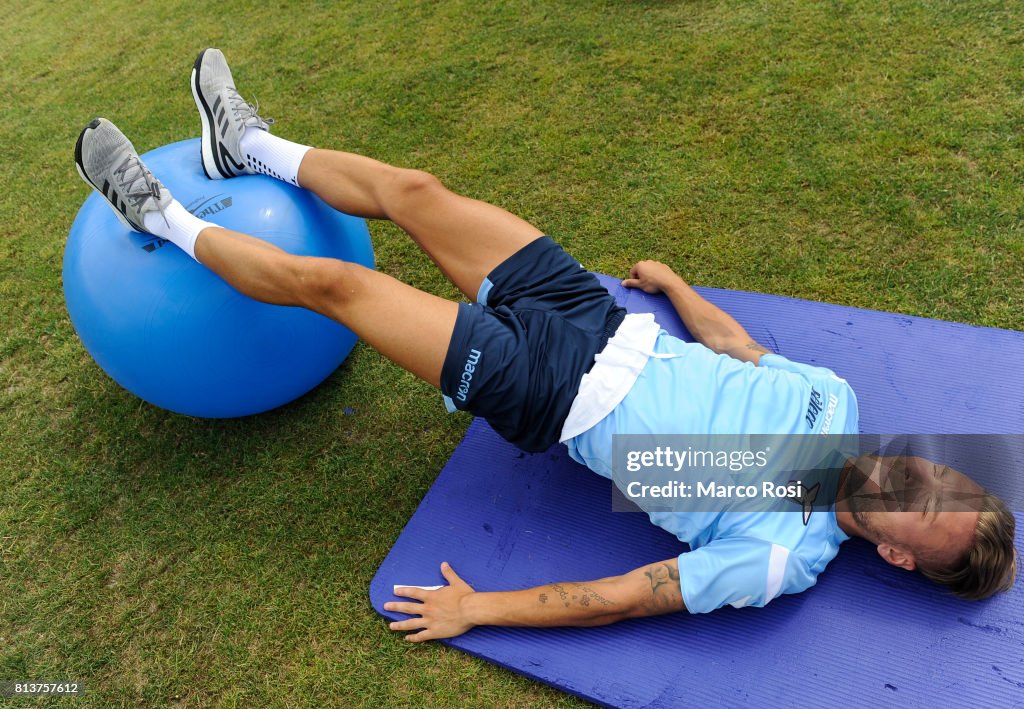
[371,276,1024,708]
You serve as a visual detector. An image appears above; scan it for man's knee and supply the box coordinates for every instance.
[384,168,446,215]
[295,257,369,314]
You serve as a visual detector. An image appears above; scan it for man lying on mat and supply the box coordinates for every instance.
[75,48,1017,643]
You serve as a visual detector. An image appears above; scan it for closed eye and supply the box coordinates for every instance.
[922,490,943,521]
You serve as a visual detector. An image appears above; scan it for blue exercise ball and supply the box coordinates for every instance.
[63,137,375,418]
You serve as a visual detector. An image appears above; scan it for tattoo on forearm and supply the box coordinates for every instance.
[643,563,682,611]
[573,583,614,607]
[746,341,769,353]
[543,582,615,611]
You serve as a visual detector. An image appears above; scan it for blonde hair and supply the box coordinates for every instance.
[920,494,1018,601]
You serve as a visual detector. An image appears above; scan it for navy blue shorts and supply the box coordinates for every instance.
[440,236,626,452]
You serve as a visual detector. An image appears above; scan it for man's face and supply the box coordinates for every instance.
[844,455,985,568]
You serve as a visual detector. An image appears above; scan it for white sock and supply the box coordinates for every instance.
[143,200,212,261]
[238,128,312,187]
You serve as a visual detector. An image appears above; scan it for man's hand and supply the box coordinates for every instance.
[621,259,769,363]
[385,562,477,642]
[622,260,685,295]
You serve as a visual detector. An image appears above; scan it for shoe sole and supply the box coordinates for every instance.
[191,49,222,180]
[75,119,145,233]
[192,49,247,180]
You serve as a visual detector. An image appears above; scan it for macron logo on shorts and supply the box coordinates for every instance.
[456,349,482,403]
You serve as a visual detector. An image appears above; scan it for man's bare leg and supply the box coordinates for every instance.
[193,47,541,302]
[186,148,542,386]
[189,148,548,386]
[194,226,457,387]
[296,149,543,300]
[77,117,469,389]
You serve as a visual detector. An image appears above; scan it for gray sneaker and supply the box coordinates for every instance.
[191,48,273,180]
[74,118,171,234]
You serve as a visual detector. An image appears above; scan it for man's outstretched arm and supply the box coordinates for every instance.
[622,260,770,364]
[384,558,685,642]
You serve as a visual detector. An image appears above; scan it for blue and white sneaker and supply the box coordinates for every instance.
[74,118,171,233]
[191,48,274,180]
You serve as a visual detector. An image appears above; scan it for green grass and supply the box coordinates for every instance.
[2,0,1023,705]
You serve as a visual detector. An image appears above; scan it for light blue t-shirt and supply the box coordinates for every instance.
[566,331,859,613]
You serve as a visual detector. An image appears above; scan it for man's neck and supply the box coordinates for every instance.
[833,457,860,538]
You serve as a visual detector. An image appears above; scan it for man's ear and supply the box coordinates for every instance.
[877,543,916,571]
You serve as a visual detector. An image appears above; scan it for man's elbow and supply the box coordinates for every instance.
[698,330,749,356]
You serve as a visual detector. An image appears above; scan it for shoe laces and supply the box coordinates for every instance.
[226,86,275,130]
[114,153,169,227]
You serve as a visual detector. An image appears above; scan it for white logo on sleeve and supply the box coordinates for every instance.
[766,544,790,602]
[729,595,754,609]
